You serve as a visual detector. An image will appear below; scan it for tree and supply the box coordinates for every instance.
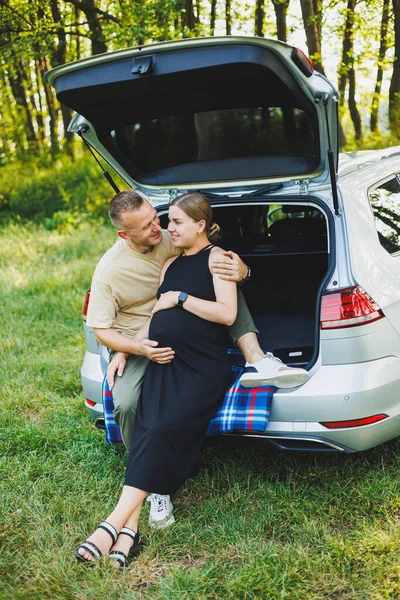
[271,0,290,42]
[226,0,232,34]
[389,0,400,136]
[337,0,362,142]
[255,0,265,36]
[370,0,390,132]
[299,0,325,74]
[210,0,217,35]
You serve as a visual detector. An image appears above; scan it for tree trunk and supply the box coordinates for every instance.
[341,0,362,140]
[33,60,45,143]
[0,68,24,161]
[226,0,232,35]
[371,0,390,132]
[36,56,59,156]
[272,0,289,42]
[65,0,108,55]
[210,0,217,34]
[75,6,81,59]
[255,0,265,36]
[9,60,37,146]
[299,0,325,74]
[50,0,74,155]
[389,0,400,136]
[348,68,362,140]
[194,0,201,24]
[338,0,354,110]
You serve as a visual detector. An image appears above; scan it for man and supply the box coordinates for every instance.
[86,190,309,528]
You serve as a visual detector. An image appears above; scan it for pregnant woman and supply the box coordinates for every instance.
[76,192,237,567]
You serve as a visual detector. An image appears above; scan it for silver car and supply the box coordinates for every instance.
[45,36,400,453]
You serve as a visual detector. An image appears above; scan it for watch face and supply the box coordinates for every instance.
[178,292,188,305]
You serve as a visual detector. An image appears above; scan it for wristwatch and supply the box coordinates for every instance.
[244,266,251,281]
[178,291,188,307]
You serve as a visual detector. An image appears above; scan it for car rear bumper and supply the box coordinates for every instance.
[263,355,400,451]
[81,350,400,452]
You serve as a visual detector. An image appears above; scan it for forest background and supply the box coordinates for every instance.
[1,0,400,222]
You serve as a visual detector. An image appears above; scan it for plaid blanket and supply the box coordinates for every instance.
[102,353,275,444]
[102,376,123,444]
[205,374,275,436]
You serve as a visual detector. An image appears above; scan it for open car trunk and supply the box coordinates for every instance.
[159,199,331,368]
[44,37,339,194]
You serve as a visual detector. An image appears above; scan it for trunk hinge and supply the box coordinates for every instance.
[297,179,309,195]
[314,94,340,216]
[77,127,120,194]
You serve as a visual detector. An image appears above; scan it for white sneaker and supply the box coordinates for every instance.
[239,354,310,389]
[147,494,175,529]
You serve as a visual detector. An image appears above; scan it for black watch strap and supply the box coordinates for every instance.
[178,291,188,307]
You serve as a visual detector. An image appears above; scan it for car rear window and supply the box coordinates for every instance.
[108,106,316,175]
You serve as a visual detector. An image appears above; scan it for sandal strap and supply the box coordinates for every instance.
[79,541,102,559]
[109,550,127,566]
[120,527,138,542]
[98,521,118,544]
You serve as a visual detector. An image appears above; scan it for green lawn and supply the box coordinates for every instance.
[1,223,399,600]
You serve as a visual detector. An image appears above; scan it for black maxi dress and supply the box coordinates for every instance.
[124,246,232,494]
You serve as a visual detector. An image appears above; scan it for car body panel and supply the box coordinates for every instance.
[338,156,400,336]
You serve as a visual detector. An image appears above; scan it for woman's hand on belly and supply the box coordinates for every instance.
[151,291,179,314]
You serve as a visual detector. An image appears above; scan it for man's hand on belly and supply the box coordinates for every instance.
[139,339,175,364]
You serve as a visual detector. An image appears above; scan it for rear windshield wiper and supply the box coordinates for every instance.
[240,184,283,197]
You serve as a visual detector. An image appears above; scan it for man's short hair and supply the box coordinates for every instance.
[108,191,145,228]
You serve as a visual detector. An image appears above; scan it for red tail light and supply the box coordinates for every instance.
[85,398,97,407]
[291,48,314,77]
[82,290,90,322]
[320,414,388,429]
[321,285,384,329]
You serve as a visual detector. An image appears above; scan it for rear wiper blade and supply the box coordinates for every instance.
[240,184,283,197]
[195,190,223,198]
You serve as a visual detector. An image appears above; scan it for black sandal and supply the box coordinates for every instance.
[108,527,143,569]
[75,521,118,564]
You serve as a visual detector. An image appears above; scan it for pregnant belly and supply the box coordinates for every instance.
[149,307,189,347]
[149,306,217,349]
[150,307,230,367]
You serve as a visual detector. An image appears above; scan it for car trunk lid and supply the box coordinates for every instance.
[44,36,339,198]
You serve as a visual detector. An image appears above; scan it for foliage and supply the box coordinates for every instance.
[0,0,400,165]
[0,222,400,599]
[0,155,126,230]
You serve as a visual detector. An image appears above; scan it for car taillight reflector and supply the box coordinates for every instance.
[321,285,384,329]
[320,414,388,429]
[85,399,96,407]
[82,290,90,322]
[291,48,314,77]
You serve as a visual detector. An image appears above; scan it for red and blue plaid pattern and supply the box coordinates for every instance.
[102,376,123,444]
[102,355,275,444]
[206,373,275,435]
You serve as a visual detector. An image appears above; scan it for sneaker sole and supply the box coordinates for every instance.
[239,372,310,389]
[148,513,175,530]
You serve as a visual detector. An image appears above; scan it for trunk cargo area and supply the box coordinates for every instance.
[162,200,330,368]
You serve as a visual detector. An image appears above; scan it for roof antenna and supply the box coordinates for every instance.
[77,128,120,194]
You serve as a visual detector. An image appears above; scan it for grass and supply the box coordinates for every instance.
[1,222,399,600]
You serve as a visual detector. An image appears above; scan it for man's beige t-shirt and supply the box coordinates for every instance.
[86,231,180,338]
